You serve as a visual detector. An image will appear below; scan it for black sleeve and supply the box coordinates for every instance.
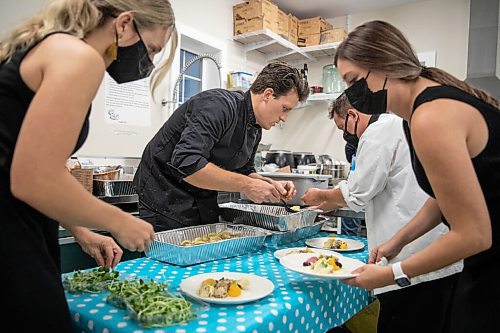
[166,95,235,180]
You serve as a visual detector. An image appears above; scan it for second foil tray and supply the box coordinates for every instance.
[145,223,271,266]
[219,202,320,231]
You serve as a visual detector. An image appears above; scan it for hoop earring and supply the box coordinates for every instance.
[105,33,119,60]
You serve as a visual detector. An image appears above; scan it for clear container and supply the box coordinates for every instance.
[322,65,345,94]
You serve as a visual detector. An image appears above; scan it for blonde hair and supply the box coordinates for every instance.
[334,20,500,109]
[0,0,177,94]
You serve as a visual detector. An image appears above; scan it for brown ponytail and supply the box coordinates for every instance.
[334,20,499,109]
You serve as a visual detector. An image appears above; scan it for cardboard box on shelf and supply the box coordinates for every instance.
[320,28,347,44]
[233,0,278,20]
[276,9,289,37]
[297,33,321,47]
[287,32,298,45]
[298,16,333,36]
[288,14,299,36]
[234,16,278,35]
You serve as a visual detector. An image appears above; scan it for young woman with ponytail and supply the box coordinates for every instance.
[334,20,500,332]
[0,0,176,330]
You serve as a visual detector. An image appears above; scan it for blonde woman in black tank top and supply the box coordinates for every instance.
[0,0,176,330]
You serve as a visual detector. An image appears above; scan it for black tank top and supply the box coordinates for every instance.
[0,32,91,330]
[403,85,500,270]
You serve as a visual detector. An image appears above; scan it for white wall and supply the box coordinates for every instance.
[1,0,470,162]
[0,0,46,34]
[263,0,470,162]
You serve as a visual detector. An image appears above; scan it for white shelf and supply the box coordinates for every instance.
[307,92,342,101]
[300,42,341,59]
[295,92,342,110]
[233,29,340,64]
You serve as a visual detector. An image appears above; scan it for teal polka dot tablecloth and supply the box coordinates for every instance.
[65,234,371,333]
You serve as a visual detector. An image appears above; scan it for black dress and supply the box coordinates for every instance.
[403,85,500,332]
[0,33,90,331]
[134,89,262,231]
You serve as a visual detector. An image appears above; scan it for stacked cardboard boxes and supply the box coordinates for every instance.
[233,0,279,36]
[320,28,347,44]
[276,9,289,38]
[298,16,333,47]
[233,1,345,47]
[288,14,299,45]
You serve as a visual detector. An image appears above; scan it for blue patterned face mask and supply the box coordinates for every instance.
[106,21,155,84]
[345,71,387,115]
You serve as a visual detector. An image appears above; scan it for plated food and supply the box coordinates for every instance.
[280,253,365,280]
[323,237,348,250]
[198,277,249,298]
[180,272,274,305]
[303,254,342,274]
[273,246,342,260]
[180,230,242,246]
[305,237,365,252]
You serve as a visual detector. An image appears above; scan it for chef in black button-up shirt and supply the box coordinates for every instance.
[134,62,309,231]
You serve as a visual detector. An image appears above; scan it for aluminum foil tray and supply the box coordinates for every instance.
[145,223,271,266]
[93,180,135,197]
[265,220,325,246]
[219,202,320,231]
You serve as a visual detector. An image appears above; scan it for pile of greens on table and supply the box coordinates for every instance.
[63,267,197,328]
[62,266,118,293]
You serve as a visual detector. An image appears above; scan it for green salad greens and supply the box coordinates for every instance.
[127,292,196,328]
[106,278,168,309]
[63,267,119,294]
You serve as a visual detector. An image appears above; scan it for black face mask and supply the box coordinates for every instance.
[344,71,387,115]
[343,114,359,148]
[106,21,155,84]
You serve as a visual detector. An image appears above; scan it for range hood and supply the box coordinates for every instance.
[465,0,500,99]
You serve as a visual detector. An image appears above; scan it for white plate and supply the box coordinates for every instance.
[280,253,365,280]
[273,247,341,260]
[179,272,274,305]
[305,237,365,252]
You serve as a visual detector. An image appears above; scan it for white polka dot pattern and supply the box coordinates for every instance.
[64,234,371,332]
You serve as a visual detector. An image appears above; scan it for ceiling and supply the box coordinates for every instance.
[272,0,426,19]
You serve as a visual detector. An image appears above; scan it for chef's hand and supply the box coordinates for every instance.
[343,264,394,290]
[273,180,296,200]
[112,216,155,253]
[244,178,281,203]
[74,229,123,268]
[368,238,404,264]
[301,188,324,206]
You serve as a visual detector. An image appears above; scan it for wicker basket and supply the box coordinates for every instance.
[93,167,121,180]
[70,167,93,193]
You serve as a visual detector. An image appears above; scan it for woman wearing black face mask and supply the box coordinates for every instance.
[302,93,462,333]
[344,71,388,115]
[0,0,176,330]
[335,20,500,333]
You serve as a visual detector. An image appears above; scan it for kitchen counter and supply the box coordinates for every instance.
[64,233,372,332]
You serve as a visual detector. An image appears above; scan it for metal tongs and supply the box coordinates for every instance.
[280,198,298,213]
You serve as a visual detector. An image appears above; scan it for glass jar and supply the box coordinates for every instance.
[322,64,345,94]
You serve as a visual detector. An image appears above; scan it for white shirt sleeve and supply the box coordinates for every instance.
[338,128,399,212]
